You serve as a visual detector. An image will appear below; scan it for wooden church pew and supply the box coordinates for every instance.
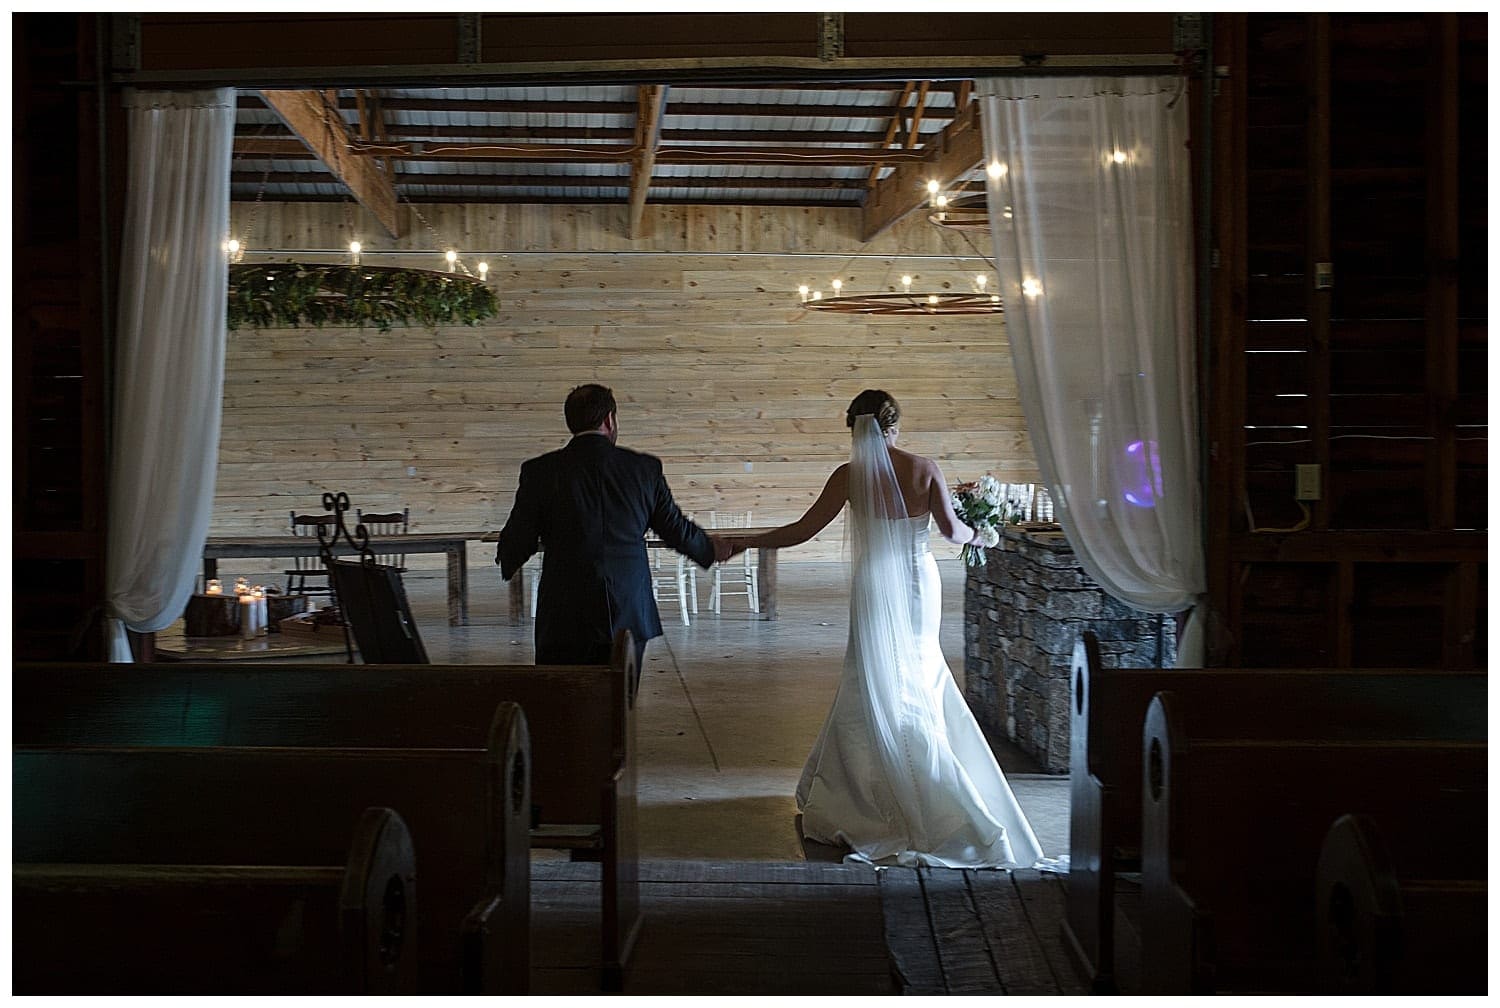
[1315,813,1487,995]
[1064,632,1487,991]
[1138,690,1487,994]
[12,701,531,995]
[14,806,414,994]
[13,630,638,991]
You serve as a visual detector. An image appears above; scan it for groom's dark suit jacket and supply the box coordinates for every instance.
[496,432,715,665]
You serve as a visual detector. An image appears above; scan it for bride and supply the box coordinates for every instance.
[723,390,1047,869]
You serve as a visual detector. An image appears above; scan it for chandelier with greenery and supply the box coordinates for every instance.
[226,262,499,332]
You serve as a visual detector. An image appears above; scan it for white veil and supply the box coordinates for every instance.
[845,415,945,837]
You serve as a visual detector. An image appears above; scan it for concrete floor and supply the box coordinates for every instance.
[262,553,1070,864]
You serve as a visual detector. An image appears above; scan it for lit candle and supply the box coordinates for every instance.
[205,579,222,595]
[240,594,257,639]
[798,285,809,302]
[234,576,249,596]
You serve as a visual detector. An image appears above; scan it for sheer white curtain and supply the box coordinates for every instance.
[976,76,1206,665]
[106,88,236,661]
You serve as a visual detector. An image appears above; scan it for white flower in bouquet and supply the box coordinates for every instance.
[952,475,1010,567]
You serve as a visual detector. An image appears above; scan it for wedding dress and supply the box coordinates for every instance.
[795,416,1049,869]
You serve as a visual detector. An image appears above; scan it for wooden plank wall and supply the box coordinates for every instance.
[13,15,114,659]
[214,202,1035,569]
[1208,13,1487,669]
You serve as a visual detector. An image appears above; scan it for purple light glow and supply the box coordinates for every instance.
[1123,440,1163,508]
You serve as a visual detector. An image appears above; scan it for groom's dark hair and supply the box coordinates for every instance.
[565,383,617,434]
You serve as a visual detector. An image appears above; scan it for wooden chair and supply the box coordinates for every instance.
[13,701,532,995]
[330,557,428,664]
[1314,813,1487,995]
[16,631,640,991]
[708,510,758,614]
[357,507,411,573]
[1139,690,1487,994]
[1065,632,1488,993]
[15,805,417,994]
[286,512,337,596]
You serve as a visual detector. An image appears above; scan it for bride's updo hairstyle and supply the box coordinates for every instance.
[846,389,900,435]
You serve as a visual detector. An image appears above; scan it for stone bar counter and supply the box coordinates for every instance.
[963,524,1177,774]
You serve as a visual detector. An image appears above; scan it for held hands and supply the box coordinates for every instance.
[709,533,748,563]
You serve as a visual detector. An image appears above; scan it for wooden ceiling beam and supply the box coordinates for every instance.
[258,89,402,238]
[311,96,960,120]
[860,99,983,241]
[233,170,861,191]
[627,85,669,238]
[235,137,933,166]
[904,82,931,149]
[865,82,916,189]
[353,88,397,190]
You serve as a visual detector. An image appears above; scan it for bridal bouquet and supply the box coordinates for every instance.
[951,475,1019,567]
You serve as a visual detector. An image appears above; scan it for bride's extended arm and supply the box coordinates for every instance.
[926,458,978,546]
[734,465,850,552]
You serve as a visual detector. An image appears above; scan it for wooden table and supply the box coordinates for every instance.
[482,529,782,622]
[203,532,488,626]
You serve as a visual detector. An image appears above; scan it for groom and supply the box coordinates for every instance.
[496,383,730,674]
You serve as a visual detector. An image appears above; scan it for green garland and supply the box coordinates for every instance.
[227,263,499,332]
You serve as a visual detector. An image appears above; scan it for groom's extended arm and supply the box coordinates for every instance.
[496,458,543,580]
[645,458,715,569]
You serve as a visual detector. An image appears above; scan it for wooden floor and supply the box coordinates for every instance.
[881,866,1087,995]
[530,857,1088,995]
